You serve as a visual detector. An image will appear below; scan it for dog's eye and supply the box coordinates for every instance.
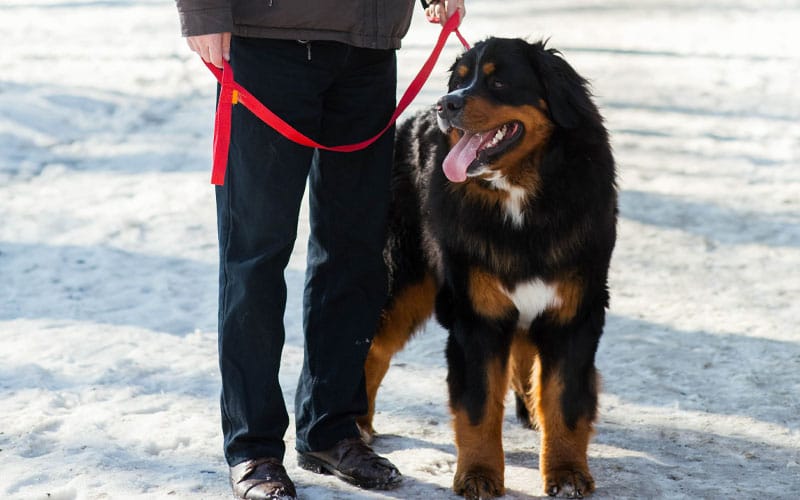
[490,78,507,90]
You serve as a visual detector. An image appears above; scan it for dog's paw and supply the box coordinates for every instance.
[543,468,595,498]
[454,469,504,499]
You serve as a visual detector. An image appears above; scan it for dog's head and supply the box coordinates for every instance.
[438,37,596,183]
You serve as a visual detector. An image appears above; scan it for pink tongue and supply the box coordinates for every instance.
[443,132,482,182]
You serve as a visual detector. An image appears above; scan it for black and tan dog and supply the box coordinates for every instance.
[358,37,617,499]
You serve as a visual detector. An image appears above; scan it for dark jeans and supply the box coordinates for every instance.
[216,36,396,466]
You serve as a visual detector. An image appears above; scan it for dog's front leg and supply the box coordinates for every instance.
[441,271,518,499]
[533,307,603,498]
[446,325,511,499]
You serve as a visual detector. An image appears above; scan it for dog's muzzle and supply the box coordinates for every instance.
[437,93,464,119]
[436,92,465,132]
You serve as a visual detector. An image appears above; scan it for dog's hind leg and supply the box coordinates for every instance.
[357,273,437,443]
[509,332,538,430]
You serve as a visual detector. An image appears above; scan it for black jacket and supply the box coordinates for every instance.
[176,0,416,50]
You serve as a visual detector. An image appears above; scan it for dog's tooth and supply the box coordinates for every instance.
[483,126,510,150]
[491,129,504,146]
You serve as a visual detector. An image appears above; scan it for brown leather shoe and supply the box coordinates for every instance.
[297,437,402,490]
[229,458,297,499]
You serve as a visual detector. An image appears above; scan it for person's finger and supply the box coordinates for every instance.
[439,4,449,25]
[455,2,466,23]
[186,37,198,54]
[222,32,232,62]
[440,0,464,26]
[192,36,211,63]
[425,4,439,23]
[198,43,212,65]
[207,37,224,68]
[186,34,230,67]
[187,36,209,61]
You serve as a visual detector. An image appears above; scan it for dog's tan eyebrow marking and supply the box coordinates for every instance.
[457,64,470,78]
[482,62,496,75]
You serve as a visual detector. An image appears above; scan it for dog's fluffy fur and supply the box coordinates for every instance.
[358,37,617,499]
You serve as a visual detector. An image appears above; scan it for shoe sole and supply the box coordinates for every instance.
[296,453,402,491]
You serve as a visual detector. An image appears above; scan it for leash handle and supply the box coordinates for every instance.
[205,12,468,185]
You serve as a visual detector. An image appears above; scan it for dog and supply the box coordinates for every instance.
[357,37,617,499]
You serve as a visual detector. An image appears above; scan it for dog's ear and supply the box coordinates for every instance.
[528,41,596,129]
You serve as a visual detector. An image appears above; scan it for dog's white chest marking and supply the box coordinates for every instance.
[488,176,528,227]
[506,279,561,328]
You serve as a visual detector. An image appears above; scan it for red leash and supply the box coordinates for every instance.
[204,12,469,185]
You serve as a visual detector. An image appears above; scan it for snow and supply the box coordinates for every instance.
[1,0,799,499]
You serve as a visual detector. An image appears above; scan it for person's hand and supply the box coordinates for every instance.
[425,0,466,27]
[187,32,232,68]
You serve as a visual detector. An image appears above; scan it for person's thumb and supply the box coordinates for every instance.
[446,0,458,18]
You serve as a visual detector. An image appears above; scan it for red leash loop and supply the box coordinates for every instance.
[205,12,469,185]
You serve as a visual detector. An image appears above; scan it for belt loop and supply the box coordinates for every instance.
[297,40,312,61]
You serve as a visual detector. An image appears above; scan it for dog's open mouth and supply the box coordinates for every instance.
[443,121,523,182]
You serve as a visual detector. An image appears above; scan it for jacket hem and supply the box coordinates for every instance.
[231,26,403,50]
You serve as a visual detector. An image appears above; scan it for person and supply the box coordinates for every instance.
[175,0,465,498]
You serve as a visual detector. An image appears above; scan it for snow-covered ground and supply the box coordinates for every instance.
[1,1,799,498]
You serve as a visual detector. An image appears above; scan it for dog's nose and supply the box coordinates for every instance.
[437,93,464,115]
